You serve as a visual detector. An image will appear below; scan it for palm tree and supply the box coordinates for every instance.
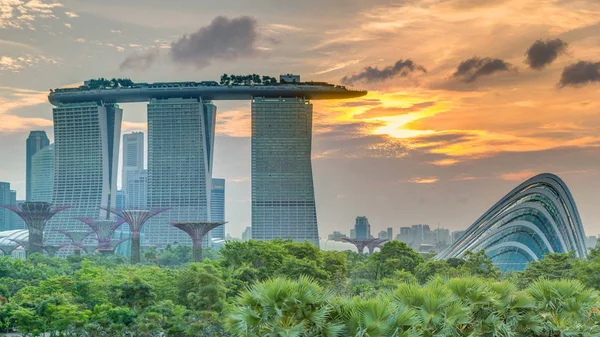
[332,296,417,337]
[527,279,600,336]
[226,276,343,337]
[393,281,470,337]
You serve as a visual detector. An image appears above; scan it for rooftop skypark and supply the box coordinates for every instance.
[48,74,367,104]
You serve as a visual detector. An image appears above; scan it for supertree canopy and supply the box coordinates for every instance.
[366,238,389,254]
[77,218,125,254]
[0,244,19,256]
[341,237,379,254]
[170,222,226,262]
[54,229,93,256]
[103,208,170,264]
[0,202,70,255]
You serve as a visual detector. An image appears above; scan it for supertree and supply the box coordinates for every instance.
[96,238,130,255]
[0,202,70,255]
[8,238,31,256]
[103,208,170,264]
[76,218,126,254]
[33,243,68,257]
[0,244,19,257]
[54,229,93,256]
[170,222,226,262]
[366,238,389,254]
[341,237,379,254]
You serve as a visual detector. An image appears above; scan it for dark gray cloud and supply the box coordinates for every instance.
[170,16,259,68]
[341,59,427,85]
[525,39,568,70]
[558,61,600,87]
[120,16,262,71]
[119,50,159,71]
[452,57,514,83]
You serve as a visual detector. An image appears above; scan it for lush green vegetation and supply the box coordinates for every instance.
[219,74,278,86]
[0,240,599,336]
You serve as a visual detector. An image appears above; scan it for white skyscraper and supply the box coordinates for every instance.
[251,97,319,246]
[145,98,216,246]
[31,144,54,203]
[210,178,225,240]
[127,169,147,209]
[46,102,122,243]
[122,132,144,192]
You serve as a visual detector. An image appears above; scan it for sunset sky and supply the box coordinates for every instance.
[2,0,600,237]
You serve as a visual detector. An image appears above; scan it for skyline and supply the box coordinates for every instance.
[2,0,600,238]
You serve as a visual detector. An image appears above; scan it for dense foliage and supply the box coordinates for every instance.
[0,240,599,336]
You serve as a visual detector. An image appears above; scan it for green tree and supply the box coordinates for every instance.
[375,241,423,278]
[521,252,580,283]
[226,276,343,337]
[177,263,226,312]
[459,250,500,279]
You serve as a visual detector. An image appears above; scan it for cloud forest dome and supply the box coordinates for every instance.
[436,173,587,272]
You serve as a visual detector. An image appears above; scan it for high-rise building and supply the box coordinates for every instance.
[45,102,122,244]
[251,97,319,246]
[26,131,50,201]
[146,98,215,246]
[242,226,252,241]
[350,228,356,239]
[116,190,126,210]
[210,178,225,240]
[328,231,346,241]
[122,132,144,192]
[387,227,393,241]
[126,170,147,209]
[9,191,25,230]
[31,144,54,203]
[0,182,12,231]
[354,216,371,239]
[378,230,387,239]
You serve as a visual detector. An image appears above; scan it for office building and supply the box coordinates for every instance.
[145,98,215,246]
[395,224,450,252]
[30,144,54,203]
[126,170,147,209]
[122,132,144,192]
[387,227,393,241]
[251,97,319,246]
[45,102,122,244]
[587,236,598,251]
[328,231,346,241]
[9,192,25,230]
[116,190,126,210]
[350,228,356,239]
[0,183,11,231]
[451,230,466,244]
[210,178,225,240]
[242,226,252,241]
[378,230,387,239]
[354,216,371,239]
[26,131,50,201]
[437,173,588,272]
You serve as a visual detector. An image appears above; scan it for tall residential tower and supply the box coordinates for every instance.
[251,97,319,246]
[26,131,50,201]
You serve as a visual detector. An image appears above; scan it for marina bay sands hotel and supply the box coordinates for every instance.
[46,75,366,246]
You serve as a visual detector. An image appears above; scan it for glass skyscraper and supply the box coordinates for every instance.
[127,170,147,209]
[46,102,122,244]
[0,182,12,231]
[122,132,144,196]
[210,178,225,240]
[251,97,319,246]
[31,144,54,203]
[354,216,371,239]
[145,98,216,246]
[26,131,50,201]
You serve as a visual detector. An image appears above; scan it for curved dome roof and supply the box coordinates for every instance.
[0,229,28,246]
[437,173,587,272]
